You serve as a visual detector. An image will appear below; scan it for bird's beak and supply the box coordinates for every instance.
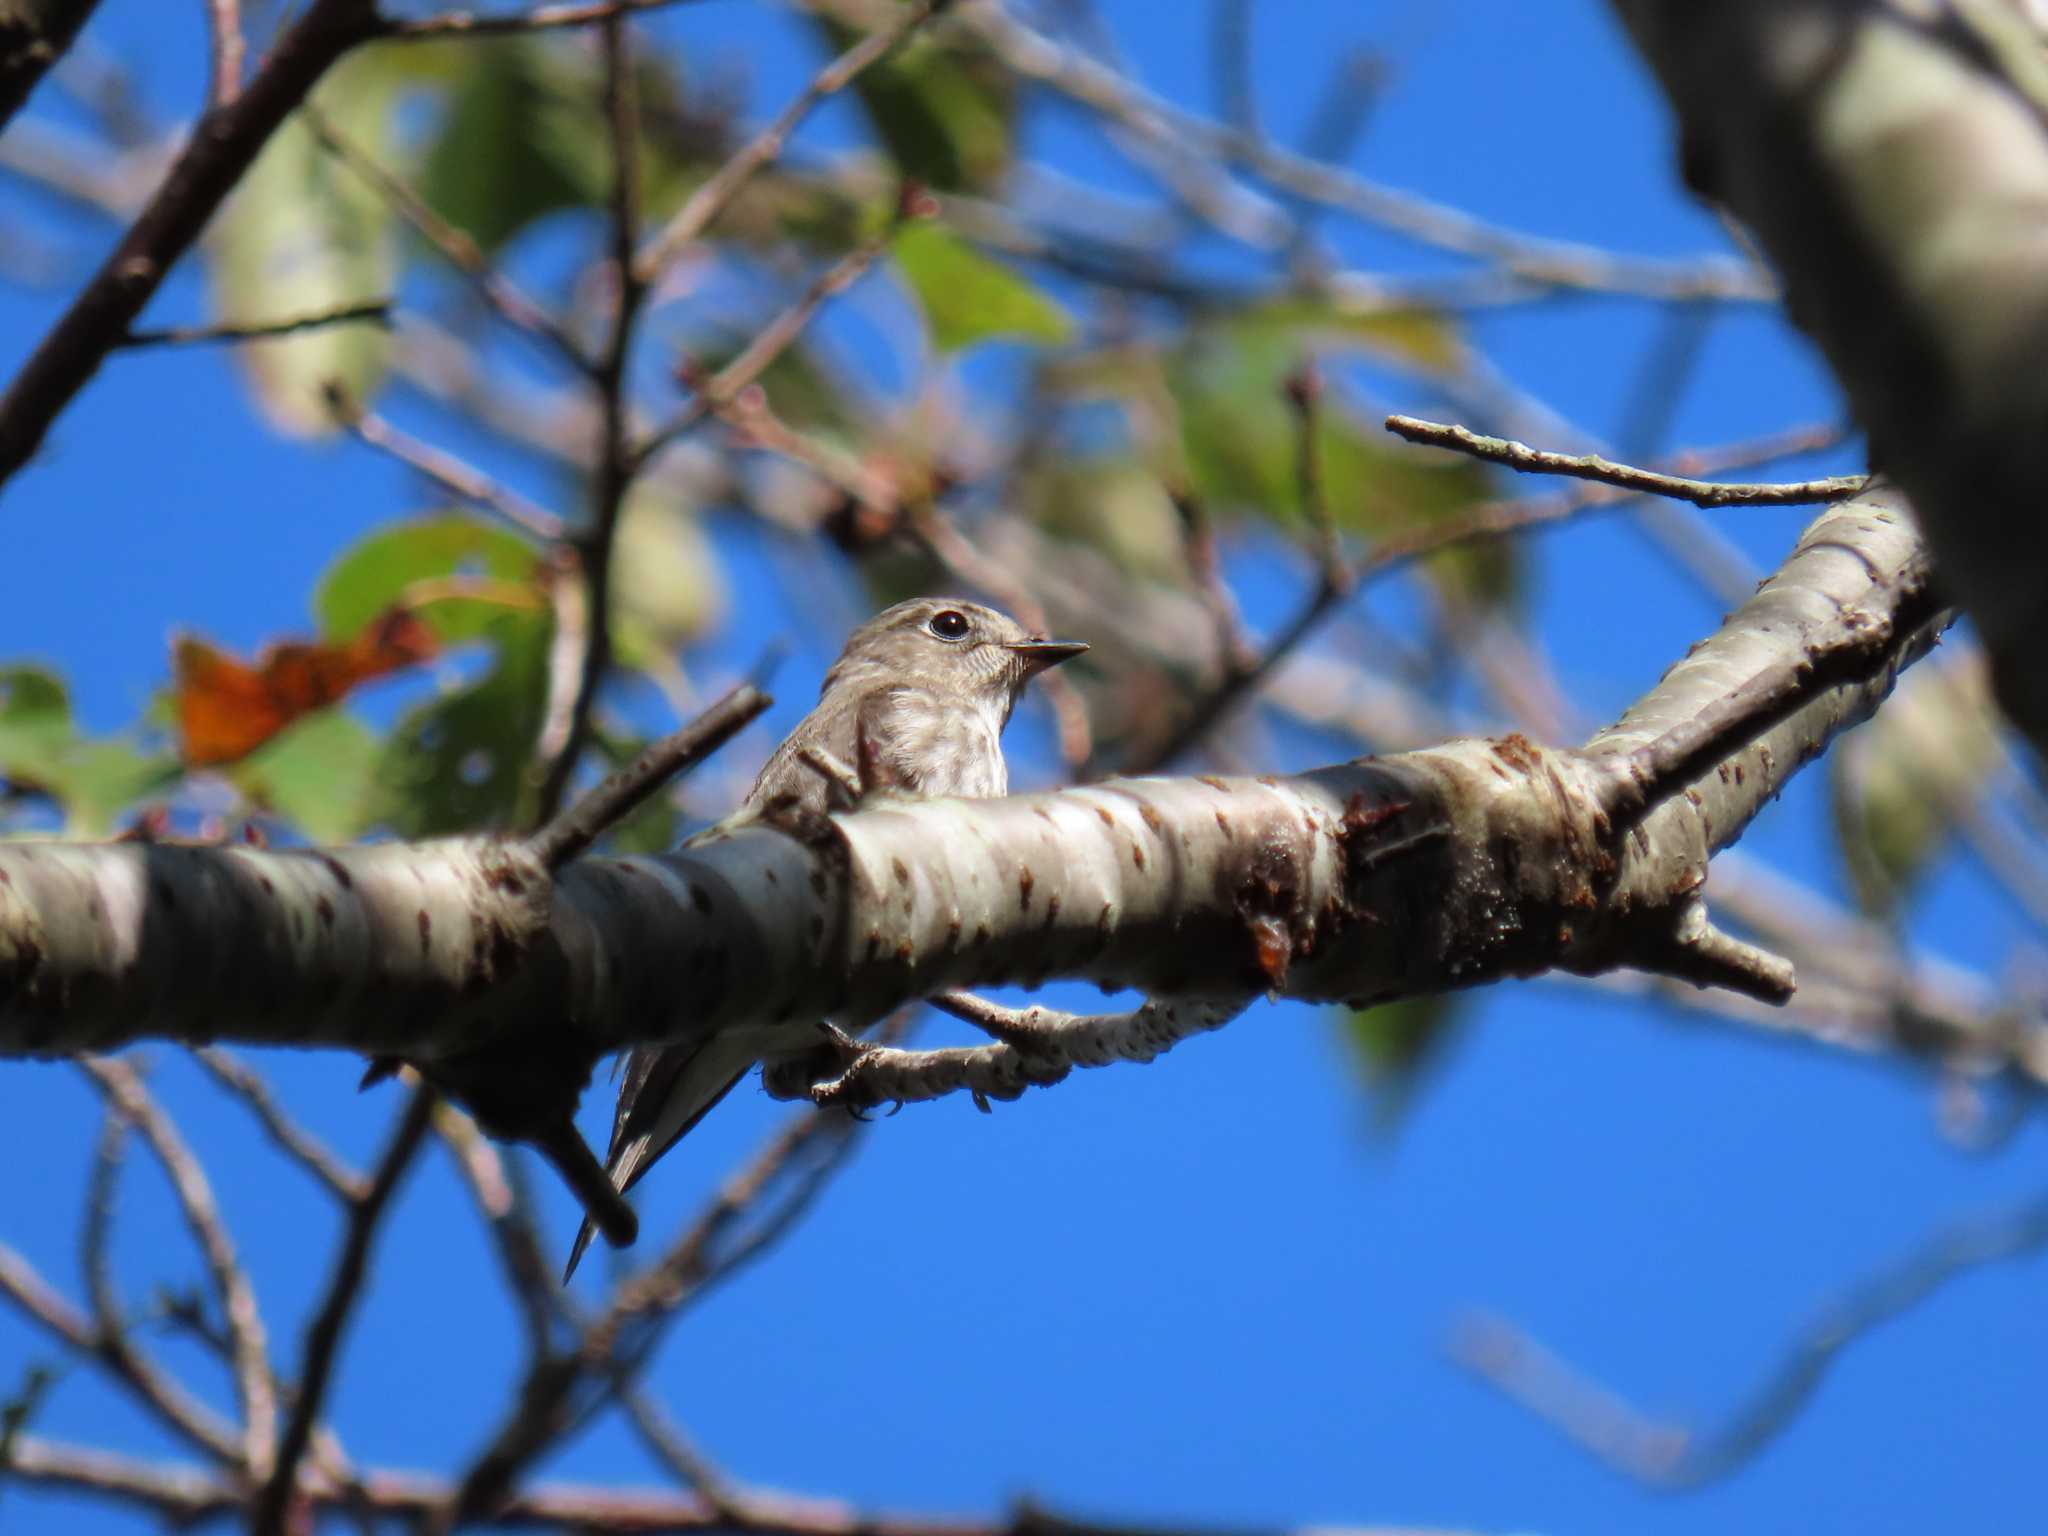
[1004,638,1089,671]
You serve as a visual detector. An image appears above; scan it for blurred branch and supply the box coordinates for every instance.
[388,0,712,39]
[3,1430,1481,1533]
[0,0,383,494]
[252,1087,434,1536]
[956,1,1772,300]
[191,1048,367,1203]
[0,1243,241,1464]
[115,297,390,349]
[78,1057,277,1479]
[203,0,244,108]
[1385,415,1867,507]
[534,11,648,822]
[324,382,567,542]
[636,227,896,468]
[304,103,587,369]
[442,1108,866,1527]
[632,0,942,287]
[1452,1183,2048,1488]
[0,0,106,136]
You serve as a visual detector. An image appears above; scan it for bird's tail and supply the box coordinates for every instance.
[561,1033,758,1282]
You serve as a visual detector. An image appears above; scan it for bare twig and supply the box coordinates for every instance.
[433,1102,564,1357]
[303,104,586,369]
[632,0,943,287]
[0,1244,241,1464]
[4,1430,1474,1533]
[1385,415,1867,508]
[798,995,1250,1113]
[635,229,896,468]
[388,0,711,39]
[192,1048,367,1202]
[324,383,565,542]
[1130,368,1347,771]
[78,1057,278,1478]
[252,1089,434,1536]
[528,684,772,870]
[960,2,1772,301]
[116,297,391,349]
[1452,1183,2048,1488]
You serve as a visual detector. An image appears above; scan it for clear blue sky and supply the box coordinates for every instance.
[4,3,2043,1534]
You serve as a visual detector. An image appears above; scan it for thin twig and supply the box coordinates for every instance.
[324,382,566,542]
[533,12,649,822]
[251,1089,434,1536]
[1452,1183,2048,1489]
[960,2,1772,301]
[0,1245,241,1464]
[1385,415,1867,508]
[191,1049,368,1203]
[632,0,943,287]
[0,0,384,492]
[637,228,896,470]
[77,1057,277,1479]
[1130,368,1347,771]
[116,298,392,349]
[388,0,711,39]
[1354,422,1852,585]
[433,1101,566,1357]
[205,0,247,109]
[528,684,772,870]
[303,104,587,369]
[3,1430,1475,1533]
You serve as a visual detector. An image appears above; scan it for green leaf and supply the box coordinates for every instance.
[0,665,74,785]
[894,223,1071,354]
[812,15,1015,193]
[369,612,553,836]
[208,51,410,435]
[0,667,176,836]
[1831,658,1999,917]
[1336,995,1463,1132]
[314,513,542,646]
[57,744,181,839]
[232,710,380,843]
[1165,320,1512,607]
[417,37,610,258]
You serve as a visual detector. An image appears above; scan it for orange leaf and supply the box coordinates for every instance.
[175,607,438,767]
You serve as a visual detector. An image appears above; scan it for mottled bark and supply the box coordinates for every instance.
[1612,0,2048,759]
[0,495,1940,1132]
[0,0,101,135]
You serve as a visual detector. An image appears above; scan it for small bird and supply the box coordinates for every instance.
[564,597,1086,1278]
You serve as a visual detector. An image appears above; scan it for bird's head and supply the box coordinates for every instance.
[824,597,1087,715]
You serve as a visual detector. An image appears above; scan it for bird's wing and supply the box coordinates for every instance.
[562,1032,759,1281]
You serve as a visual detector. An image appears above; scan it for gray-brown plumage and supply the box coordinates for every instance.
[564,597,1086,1279]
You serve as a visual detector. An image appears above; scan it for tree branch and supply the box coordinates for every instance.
[1611,0,2048,757]
[0,497,1961,1114]
[0,0,104,135]
[1385,414,1867,507]
[0,0,382,495]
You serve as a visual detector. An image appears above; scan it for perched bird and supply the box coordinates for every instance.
[565,597,1087,1278]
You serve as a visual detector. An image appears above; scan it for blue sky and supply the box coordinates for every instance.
[4,3,2043,1533]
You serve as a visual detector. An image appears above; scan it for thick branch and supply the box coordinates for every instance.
[0,496,1952,1100]
[1612,0,2048,757]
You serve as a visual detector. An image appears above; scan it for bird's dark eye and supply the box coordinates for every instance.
[927,609,971,641]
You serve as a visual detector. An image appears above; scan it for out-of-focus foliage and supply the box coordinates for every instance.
[1831,658,2000,917]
